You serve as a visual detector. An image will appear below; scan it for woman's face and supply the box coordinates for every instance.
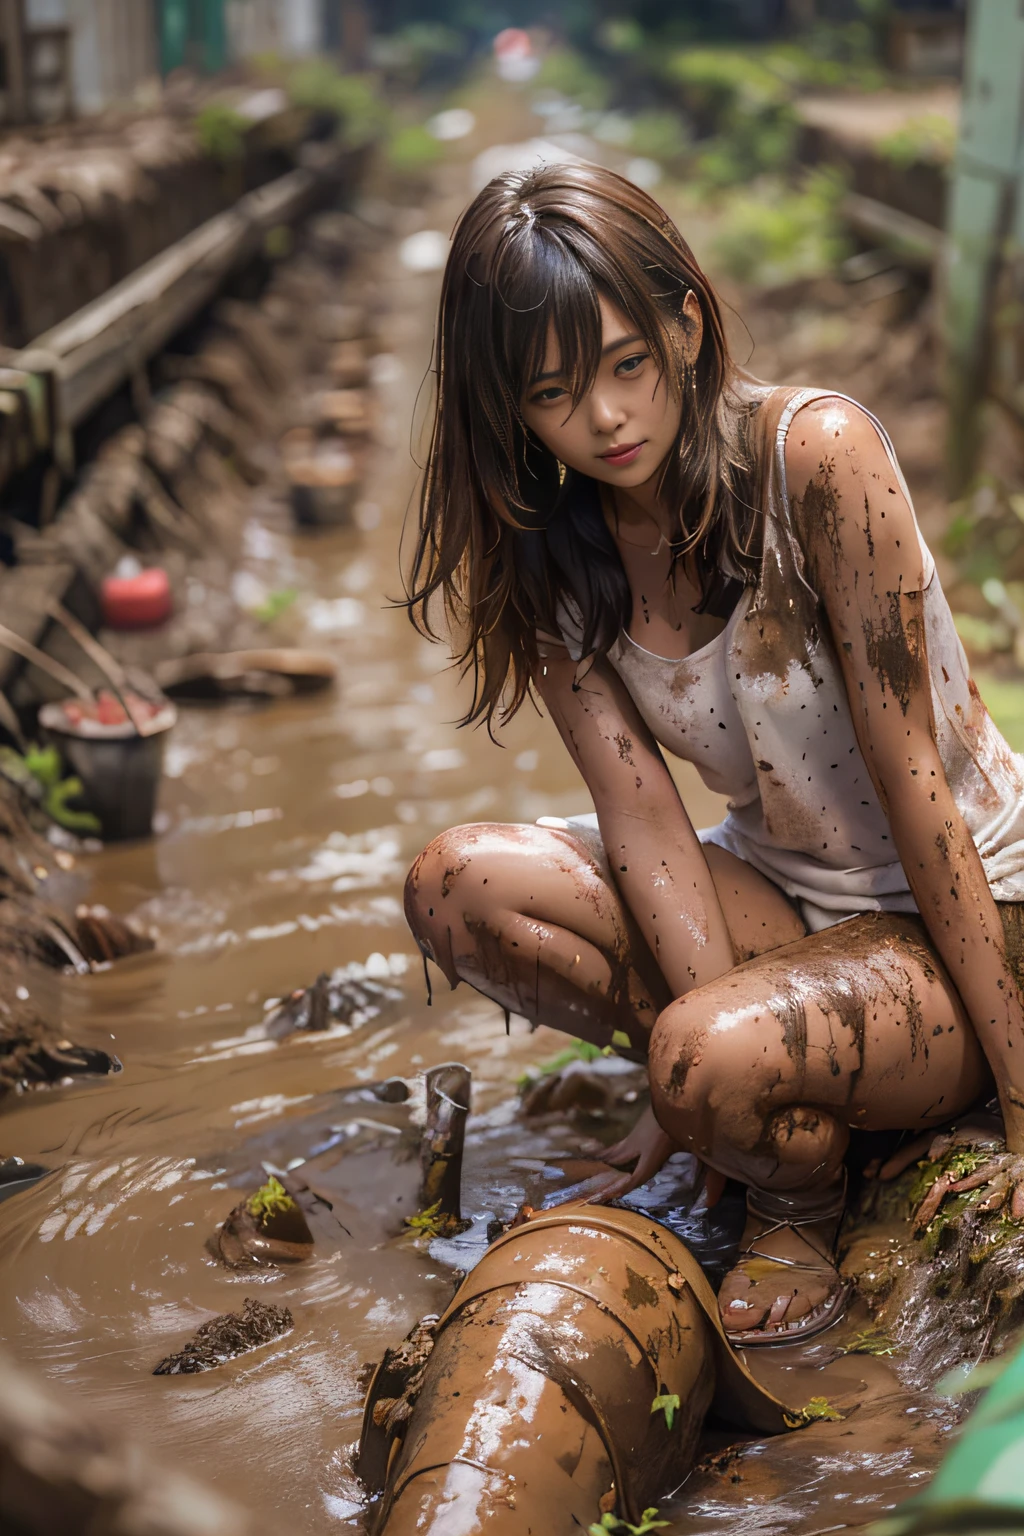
[520,291,700,493]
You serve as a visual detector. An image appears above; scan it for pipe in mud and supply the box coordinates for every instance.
[419,1061,471,1221]
[358,1204,793,1534]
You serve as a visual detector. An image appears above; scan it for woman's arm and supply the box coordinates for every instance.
[534,639,736,1002]
[787,398,1024,1150]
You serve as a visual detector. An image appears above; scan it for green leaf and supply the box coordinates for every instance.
[24,745,62,788]
[44,778,101,835]
[253,587,298,624]
[651,1391,681,1431]
[611,1029,632,1050]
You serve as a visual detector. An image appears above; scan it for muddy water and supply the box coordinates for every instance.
[0,91,955,1533]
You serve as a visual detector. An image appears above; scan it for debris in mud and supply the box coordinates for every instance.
[74,903,156,966]
[262,965,404,1039]
[842,1114,1024,1385]
[153,1297,293,1375]
[403,1199,469,1241]
[215,1174,314,1268]
[155,647,336,701]
[0,1034,120,1094]
[519,1044,647,1120]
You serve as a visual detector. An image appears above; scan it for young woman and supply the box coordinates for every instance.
[403,161,1024,1344]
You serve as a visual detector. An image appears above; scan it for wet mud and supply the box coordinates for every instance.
[0,85,1008,1536]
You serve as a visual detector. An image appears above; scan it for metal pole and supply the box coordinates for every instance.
[944,0,1024,494]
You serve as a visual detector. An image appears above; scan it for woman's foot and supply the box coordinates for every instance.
[719,1179,848,1346]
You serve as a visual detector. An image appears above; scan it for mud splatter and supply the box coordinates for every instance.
[862,583,925,716]
[614,733,635,765]
[623,1266,659,1309]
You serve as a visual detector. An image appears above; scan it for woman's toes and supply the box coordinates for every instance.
[767,1290,797,1328]
[720,1275,769,1332]
[783,1287,816,1323]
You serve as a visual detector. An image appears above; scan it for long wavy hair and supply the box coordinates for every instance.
[404,160,761,730]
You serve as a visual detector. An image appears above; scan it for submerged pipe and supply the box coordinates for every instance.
[358,1203,793,1534]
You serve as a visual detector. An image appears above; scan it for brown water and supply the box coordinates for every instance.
[0,85,957,1533]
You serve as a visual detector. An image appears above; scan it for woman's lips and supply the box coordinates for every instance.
[598,441,644,467]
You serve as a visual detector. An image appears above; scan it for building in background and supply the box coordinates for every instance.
[0,0,356,127]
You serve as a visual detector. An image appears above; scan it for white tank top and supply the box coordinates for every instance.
[559,386,1024,931]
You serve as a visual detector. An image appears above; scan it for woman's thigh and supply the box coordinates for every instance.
[405,821,806,1044]
[649,911,991,1172]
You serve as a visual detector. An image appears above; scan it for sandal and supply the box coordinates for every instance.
[719,1176,849,1346]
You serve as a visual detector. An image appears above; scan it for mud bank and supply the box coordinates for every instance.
[0,75,341,348]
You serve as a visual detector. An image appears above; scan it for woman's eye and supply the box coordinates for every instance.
[531,385,567,404]
[616,352,648,376]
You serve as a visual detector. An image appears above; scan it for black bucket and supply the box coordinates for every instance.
[39,703,176,842]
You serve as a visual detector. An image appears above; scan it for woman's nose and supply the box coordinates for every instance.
[589,391,626,434]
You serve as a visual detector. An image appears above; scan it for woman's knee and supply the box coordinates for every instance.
[404,822,530,972]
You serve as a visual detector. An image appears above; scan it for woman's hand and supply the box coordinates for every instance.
[583,1104,678,1204]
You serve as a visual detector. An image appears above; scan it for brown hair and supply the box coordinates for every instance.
[404,159,759,731]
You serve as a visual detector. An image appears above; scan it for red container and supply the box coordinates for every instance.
[101,567,172,630]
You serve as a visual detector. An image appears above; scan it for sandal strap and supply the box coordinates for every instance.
[741,1218,836,1268]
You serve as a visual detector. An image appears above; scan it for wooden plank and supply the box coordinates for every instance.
[0,145,347,490]
[27,162,325,430]
[840,192,944,271]
[944,0,1024,492]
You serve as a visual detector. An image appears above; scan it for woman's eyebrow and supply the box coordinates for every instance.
[529,333,645,386]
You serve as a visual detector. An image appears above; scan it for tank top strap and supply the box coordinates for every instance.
[768,385,935,589]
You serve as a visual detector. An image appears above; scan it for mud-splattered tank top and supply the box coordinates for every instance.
[559,384,1024,932]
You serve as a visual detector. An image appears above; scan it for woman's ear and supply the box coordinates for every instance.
[682,289,703,367]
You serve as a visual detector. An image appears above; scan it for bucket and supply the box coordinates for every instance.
[39,699,176,842]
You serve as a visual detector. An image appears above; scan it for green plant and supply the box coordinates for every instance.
[650,1390,681,1429]
[839,1329,897,1357]
[628,109,691,168]
[386,123,442,177]
[195,101,247,163]
[254,587,298,624]
[287,62,390,147]
[589,1509,669,1535]
[0,743,100,835]
[880,112,956,170]
[404,1199,469,1239]
[246,1175,296,1223]
[709,166,848,286]
[517,1037,613,1088]
[783,1396,844,1428]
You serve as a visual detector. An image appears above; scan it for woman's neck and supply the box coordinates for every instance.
[607,468,675,548]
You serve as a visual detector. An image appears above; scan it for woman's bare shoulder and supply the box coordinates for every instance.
[781,393,891,500]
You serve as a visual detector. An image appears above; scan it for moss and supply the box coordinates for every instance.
[908,1148,990,1211]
